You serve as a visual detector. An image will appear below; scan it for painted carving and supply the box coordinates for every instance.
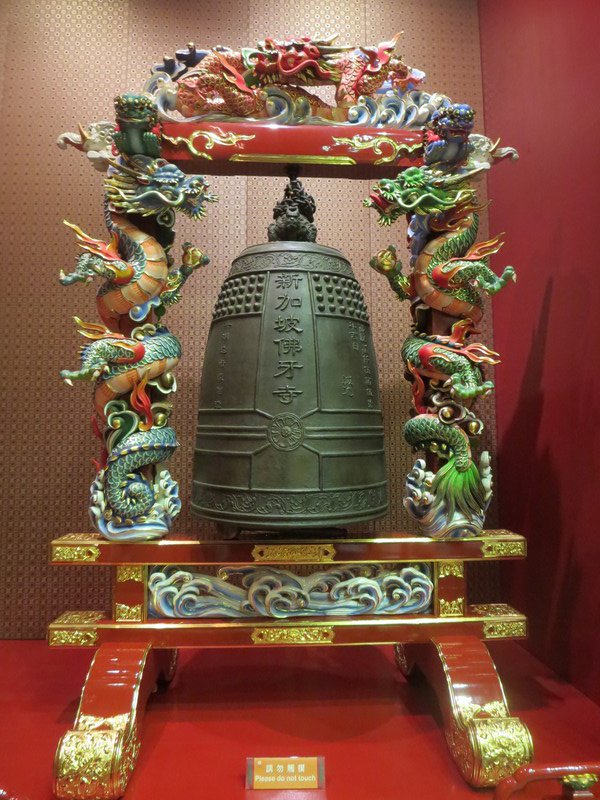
[145,35,438,126]
[365,108,517,538]
[148,564,433,618]
[59,93,216,540]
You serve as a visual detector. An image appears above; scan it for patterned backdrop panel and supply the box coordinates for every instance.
[0,0,497,637]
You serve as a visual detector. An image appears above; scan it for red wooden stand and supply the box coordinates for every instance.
[49,530,533,797]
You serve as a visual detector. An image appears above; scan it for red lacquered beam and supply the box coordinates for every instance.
[51,530,526,565]
[48,605,527,649]
[160,120,424,177]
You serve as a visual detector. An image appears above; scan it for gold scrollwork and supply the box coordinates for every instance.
[482,540,526,558]
[49,629,98,647]
[54,727,140,800]
[471,603,518,616]
[163,130,255,159]
[53,611,106,625]
[437,561,464,579]
[446,716,532,787]
[78,714,130,732]
[446,721,475,782]
[116,565,145,583]
[53,545,100,562]
[326,134,423,165]
[251,543,336,563]
[483,620,527,639]
[251,626,335,645]
[456,698,508,725]
[115,603,143,623]
[439,597,465,617]
[469,717,533,786]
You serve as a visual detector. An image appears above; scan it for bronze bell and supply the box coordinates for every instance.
[192,177,388,530]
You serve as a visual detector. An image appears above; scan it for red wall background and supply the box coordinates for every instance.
[479,0,600,703]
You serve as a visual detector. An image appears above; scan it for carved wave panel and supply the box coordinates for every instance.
[148,564,433,619]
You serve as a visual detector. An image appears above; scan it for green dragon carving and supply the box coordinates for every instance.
[366,155,516,537]
[367,166,515,323]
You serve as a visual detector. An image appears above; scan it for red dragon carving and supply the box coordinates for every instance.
[176,34,421,119]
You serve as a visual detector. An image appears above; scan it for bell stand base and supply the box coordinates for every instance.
[49,529,533,798]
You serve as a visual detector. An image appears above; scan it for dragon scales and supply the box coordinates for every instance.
[59,93,216,541]
[365,105,517,537]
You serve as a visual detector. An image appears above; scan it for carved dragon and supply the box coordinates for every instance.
[59,93,216,540]
[175,34,421,120]
[365,124,516,537]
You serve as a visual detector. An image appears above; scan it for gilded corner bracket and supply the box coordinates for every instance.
[48,611,106,647]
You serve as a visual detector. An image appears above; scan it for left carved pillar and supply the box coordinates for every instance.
[54,643,174,799]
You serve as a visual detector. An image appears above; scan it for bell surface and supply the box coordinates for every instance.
[192,240,388,529]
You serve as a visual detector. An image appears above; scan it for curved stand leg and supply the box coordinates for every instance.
[400,636,533,787]
[54,643,175,799]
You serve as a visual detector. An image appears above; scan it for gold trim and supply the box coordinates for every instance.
[163,130,255,159]
[116,565,145,583]
[53,544,100,562]
[439,597,465,617]
[483,620,527,639]
[46,609,524,632]
[482,540,526,558]
[54,728,140,799]
[326,134,423,165]
[53,611,106,625]
[251,626,335,645]
[251,543,336,563]
[54,533,103,542]
[456,699,508,725]
[115,603,144,623]
[49,629,98,647]
[468,717,533,786]
[230,153,356,165]
[471,603,519,616]
[78,714,130,732]
[437,561,464,579]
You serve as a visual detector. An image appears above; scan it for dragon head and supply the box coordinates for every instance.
[364,166,476,224]
[59,221,134,286]
[105,156,217,221]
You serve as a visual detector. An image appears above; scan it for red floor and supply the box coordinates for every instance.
[1,641,599,800]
